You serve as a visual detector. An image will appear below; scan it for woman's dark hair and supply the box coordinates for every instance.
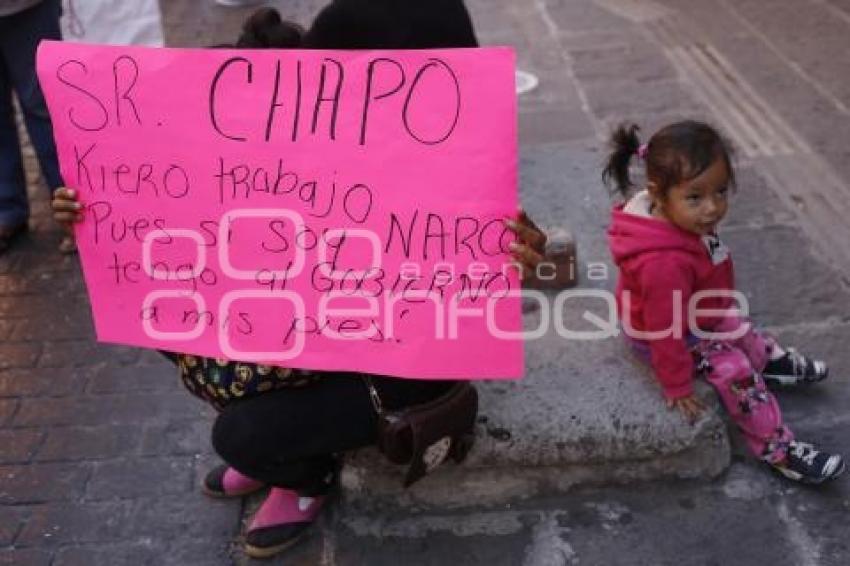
[303,0,478,49]
[602,120,735,200]
[235,7,304,48]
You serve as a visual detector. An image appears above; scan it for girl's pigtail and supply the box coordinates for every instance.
[602,123,641,198]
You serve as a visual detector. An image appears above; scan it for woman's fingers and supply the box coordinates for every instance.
[505,217,546,253]
[683,399,704,424]
[509,221,546,252]
[509,242,544,271]
[53,187,75,199]
[51,187,84,227]
[670,397,704,424]
[53,211,83,222]
[52,199,82,213]
[517,208,543,234]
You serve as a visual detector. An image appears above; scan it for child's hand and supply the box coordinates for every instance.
[504,209,547,281]
[667,394,705,425]
[51,187,84,234]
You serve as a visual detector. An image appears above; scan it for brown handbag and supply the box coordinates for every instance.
[362,377,478,487]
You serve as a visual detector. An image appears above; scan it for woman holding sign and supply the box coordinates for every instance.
[52,1,548,559]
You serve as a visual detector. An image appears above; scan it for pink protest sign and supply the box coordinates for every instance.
[37,41,521,379]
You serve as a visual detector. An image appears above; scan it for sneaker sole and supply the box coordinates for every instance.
[774,459,845,485]
[243,531,306,559]
[763,372,828,387]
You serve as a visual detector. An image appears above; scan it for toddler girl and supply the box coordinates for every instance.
[605,120,843,484]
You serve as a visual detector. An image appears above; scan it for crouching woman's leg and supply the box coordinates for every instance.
[211,372,453,558]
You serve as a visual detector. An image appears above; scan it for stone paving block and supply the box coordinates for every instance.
[233,523,325,566]
[568,43,676,84]
[159,540,238,566]
[557,27,650,52]
[0,462,89,504]
[140,418,215,457]
[129,496,240,545]
[0,368,90,399]
[12,392,196,427]
[0,270,84,296]
[85,362,180,394]
[544,0,630,33]
[592,107,719,148]
[0,429,43,465]
[0,320,13,341]
[85,457,195,500]
[722,165,797,229]
[12,242,79,274]
[777,462,850,566]
[542,473,800,566]
[0,295,84,318]
[0,344,40,371]
[0,254,16,276]
[0,547,53,566]
[733,0,850,109]
[653,0,748,43]
[581,78,704,121]
[466,0,515,35]
[706,32,850,176]
[37,341,142,369]
[723,225,850,326]
[0,506,25,546]
[334,524,533,566]
[10,316,94,342]
[52,542,161,566]
[517,72,585,113]
[35,425,142,463]
[137,348,173,365]
[0,400,17,426]
[756,322,850,444]
[15,500,133,547]
[519,108,597,146]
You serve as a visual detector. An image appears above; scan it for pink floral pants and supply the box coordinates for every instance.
[631,315,793,463]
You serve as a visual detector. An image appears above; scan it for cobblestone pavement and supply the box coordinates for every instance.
[2,1,850,565]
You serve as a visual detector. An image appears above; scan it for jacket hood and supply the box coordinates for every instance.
[607,204,707,265]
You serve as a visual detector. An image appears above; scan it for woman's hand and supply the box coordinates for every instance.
[504,209,547,282]
[51,187,84,234]
[667,394,705,425]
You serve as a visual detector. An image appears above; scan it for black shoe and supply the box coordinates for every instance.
[774,441,844,484]
[763,349,828,387]
[202,464,265,498]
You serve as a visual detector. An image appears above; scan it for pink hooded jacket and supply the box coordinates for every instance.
[608,204,735,399]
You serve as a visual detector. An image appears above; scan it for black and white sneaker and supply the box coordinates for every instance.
[762,348,828,387]
[774,441,844,484]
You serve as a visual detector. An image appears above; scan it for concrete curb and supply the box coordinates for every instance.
[342,326,731,511]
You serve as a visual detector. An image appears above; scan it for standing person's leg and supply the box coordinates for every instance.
[3,0,63,193]
[0,43,29,245]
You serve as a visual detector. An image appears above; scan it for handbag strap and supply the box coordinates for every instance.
[361,375,384,415]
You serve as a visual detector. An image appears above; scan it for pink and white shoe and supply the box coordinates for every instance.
[243,487,327,559]
[202,464,265,498]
